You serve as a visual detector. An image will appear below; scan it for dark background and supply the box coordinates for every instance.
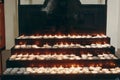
[18,1,107,35]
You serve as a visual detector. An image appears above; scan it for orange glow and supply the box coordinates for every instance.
[18,41,27,45]
[35,41,40,45]
[110,62,116,67]
[30,64,35,67]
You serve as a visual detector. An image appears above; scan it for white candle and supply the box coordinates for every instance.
[15,45,21,49]
[26,67,33,72]
[87,53,93,57]
[76,35,82,38]
[50,70,57,74]
[43,44,51,48]
[48,35,54,38]
[81,54,88,59]
[91,71,98,74]
[23,54,29,58]
[78,70,83,73]
[17,71,23,74]
[24,71,30,75]
[43,35,48,38]
[15,57,21,60]
[29,35,36,39]
[86,35,92,38]
[84,70,91,74]
[32,45,40,48]
[21,58,27,60]
[85,45,91,48]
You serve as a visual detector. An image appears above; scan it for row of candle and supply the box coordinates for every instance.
[4,67,120,75]
[17,34,107,39]
[14,43,111,49]
[9,53,118,61]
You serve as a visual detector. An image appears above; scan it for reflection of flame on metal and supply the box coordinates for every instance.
[110,62,116,67]
[30,64,35,67]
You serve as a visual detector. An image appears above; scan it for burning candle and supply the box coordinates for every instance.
[87,53,93,57]
[85,45,91,48]
[28,57,34,60]
[71,70,79,74]
[81,35,86,38]
[101,34,107,38]
[29,35,36,39]
[10,55,17,60]
[70,43,75,47]
[95,34,102,38]
[15,57,22,60]
[111,70,118,74]
[78,70,83,74]
[10,68,19,74]
[15,45,21,49]
[84,70,91,74]
[43,35,48,38]
[75,44,81,47]
[75,56,81,60]
[86,35,92,38]
[104,70,111,74]
[88,57,93,60]
[32,45,40,49]
[71,35,76,38]
[81,54,88,59]
[17,71,23,74]
[21,44,26,48]
[64,43,69,48]
[67,34,71,38]
[76,35,82,38]
[24,71,30,75]
[50,70,57,74]
[91,71,98,74]
[59,43,64,48]
[3,68,13,74]
[57,35,64,39]
[43,43,51,48]
[17,54,23,57]
[21,58,27,60]
[48,35,54,38]
[23,54,29,58]
[64,69,71,74]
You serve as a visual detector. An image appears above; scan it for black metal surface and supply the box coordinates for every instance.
[15,37,110,45]
[6,59,120,68]
[2,74,120,80]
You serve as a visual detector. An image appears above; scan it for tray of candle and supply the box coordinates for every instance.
[6,57,120,68]
[11,45,115,55]
[8,53,118,61]
[14,43,112,49]
[2,66,120,80]
[3,67,120,75]
[16,34,108,39]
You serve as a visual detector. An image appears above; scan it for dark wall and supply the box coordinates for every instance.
[19,4,107,35]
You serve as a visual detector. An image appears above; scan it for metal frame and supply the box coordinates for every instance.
[18,0,108,5]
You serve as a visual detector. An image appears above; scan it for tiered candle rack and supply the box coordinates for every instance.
[2,34,120,80]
